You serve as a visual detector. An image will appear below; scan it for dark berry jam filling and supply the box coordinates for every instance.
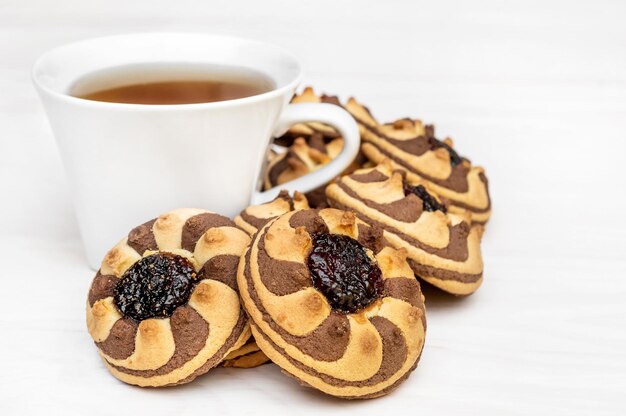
[114,253,197,321]
[307,233,383,314]
[424,125,464,167]
[403,183,447,213]
[428,136,463,167]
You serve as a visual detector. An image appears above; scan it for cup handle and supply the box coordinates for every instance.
[250,102,360,205]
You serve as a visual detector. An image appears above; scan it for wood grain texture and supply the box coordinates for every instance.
[0,0,624,414]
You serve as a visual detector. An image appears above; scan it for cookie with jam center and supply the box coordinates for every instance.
[292,87,491,225]
[326,161,484,296]
[264,136,344,208]
[265,136,344,189]
[86,208,251,387]
[234,190,310,236]
[231,191,311,368]
[221,339,270,369]
[265,90,371,208]
[237,207,426,399]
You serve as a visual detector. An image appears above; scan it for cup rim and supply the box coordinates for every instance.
[32,32,303,111]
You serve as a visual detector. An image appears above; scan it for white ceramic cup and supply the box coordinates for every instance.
[33,33,360,269]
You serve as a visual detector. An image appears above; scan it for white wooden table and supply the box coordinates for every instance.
[1,1,625,414]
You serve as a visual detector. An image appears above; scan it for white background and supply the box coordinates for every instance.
[1,0,625,415]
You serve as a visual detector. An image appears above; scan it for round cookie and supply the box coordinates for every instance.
[292,87,491,225]
[86,208,251,387]
[234,190,310,236]
[326,162,483,295]
[264,136,344,208]
[232,191,311,368]
[237,207,426,399]
[221,339,270,369]
[359,118,491,225]
[266,89,371,208]
[272,120,341,148]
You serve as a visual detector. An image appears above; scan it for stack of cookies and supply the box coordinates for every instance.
[85,88,490,399]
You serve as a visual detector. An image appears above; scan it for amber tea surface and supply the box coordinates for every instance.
[70,63,275,104]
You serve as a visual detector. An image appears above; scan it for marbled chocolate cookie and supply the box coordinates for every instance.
[293,87,491,225]
[326,162,483,295]
[86,208,251,386]
[233,191,311,368]
[221,339,270,369]
[237,208,426,399]
[234,190,309,236]
[272,118,342,148]
[265,136,343,189]
[264,136,344,208]
[265,90,371,208]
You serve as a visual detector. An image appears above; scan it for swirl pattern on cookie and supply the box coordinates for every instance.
[232,191,311,368]
[268,95,371,208]
[293,87,491,225]
[86,208,251,386]
[221,339,270,369]
[264,135,345,208]
[265,136,344,189]
[273,115,342,148]
[326,162,483,295]
[235,190,309,236]
[237,208,426,399]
